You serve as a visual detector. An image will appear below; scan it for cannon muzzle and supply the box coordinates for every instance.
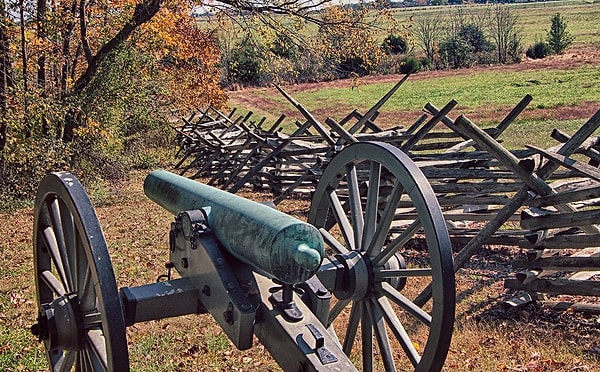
[144,170,324,284]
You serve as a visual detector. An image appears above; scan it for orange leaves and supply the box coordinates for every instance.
[142,7,219,64]
[133,3,224,110]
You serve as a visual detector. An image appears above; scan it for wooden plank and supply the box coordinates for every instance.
[521,208,600,230]
[423,102,470,142]
[324,117,357,144]
[415,110,600,304]
[526,145,600,182]
[457,115,600,235]
[431,182,523,194]
[228,121,314,193]
[454,116,555,195]
[347,75,409,134]
[504,278,600,296]
[526,182,600,208]
[512,256,600,271]
[265,114,287,133]
[275,85,336,146]
[421,168,519,179]
[350,110,385,133]
[519,233,600,249]
[404,114,428,135]
[410,141,464,152]
[445,234,526,246]
[412,149,534,162]
[445,94,533,153]
[551,130,600,165]
[396,210,520,222]
[436,194,513,206]
[544,301,600,314]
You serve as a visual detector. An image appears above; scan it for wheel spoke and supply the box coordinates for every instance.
[362,161,380,250]
[308,142,455,371]
[40,270,66,296]
[366,299,396,372]
[83,311,103,328]
[375,268,432,279]
[42,227,70,291]
[319,228,349,255]
[375,295,421,367]
[77,352,85,371]
[55,350,77,372]
[76,233,90,296]
[79,266,96,312]
[327,298,351,327]
[365,181,405,257]
[346,163,364,251]
[342,301,361,355]
[46,198,74,291]
[361,301,373,371]
[34,172,129,371]
[327,186,355,251]
[70,231,83,294]
[86,328,109,371]
[372,219,421,267]
[59,198,77,291]
[378,282,432,326]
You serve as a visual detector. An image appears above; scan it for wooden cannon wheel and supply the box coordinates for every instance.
[31,172,129,371]
[309,141,455,372]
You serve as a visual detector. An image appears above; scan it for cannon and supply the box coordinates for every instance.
[30,141,455,371]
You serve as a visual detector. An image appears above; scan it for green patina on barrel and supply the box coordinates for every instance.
[144,170,324,284]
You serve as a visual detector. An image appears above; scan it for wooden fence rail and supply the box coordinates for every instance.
[170,77,600,310]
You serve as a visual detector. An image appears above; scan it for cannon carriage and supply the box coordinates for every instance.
[30,141,456,371]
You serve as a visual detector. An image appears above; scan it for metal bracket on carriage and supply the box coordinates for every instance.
[168,208,262,350]
[268,282,304,322]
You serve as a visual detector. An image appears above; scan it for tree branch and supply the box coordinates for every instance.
[79,0,93,65]
[71,0,162,95]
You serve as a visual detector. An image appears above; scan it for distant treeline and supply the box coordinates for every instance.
[219,3,575,88]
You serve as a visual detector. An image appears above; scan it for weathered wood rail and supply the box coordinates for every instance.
[171,76,600,310]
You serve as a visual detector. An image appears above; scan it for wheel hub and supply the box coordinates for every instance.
[322,250,408,300]
[31,293,84,351]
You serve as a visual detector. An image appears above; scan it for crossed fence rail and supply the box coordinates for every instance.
[171,75,600,311]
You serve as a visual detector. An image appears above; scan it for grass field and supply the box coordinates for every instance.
[390,1,600,47]
[228,0,600,150]
[229,58,600,149]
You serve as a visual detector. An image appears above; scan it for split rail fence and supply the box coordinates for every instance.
[171,76,600,312]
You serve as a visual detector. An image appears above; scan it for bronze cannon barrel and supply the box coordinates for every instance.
[144,170,324,284]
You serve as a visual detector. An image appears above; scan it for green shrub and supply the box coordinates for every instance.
[439,37,475,69]
[399,56,421,74]
[382,34,409,55]
[226,35,264,86]
[0,137,73,201]
[459,24,492,54]
[507,33,523,63]
[338,56,370,77]
[526,41,552,59]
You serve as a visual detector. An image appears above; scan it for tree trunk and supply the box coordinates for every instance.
[37,0,48,134]
[0,0,14,168]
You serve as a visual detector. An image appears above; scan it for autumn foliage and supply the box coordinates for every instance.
[0,0,225,203]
